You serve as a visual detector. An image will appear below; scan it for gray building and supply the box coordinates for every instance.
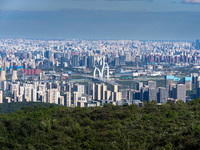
[147,88,157,102]
[175,84,186,102]
[148,81,156,89]
[140,87,149,101]
[158,87,168,103]
[169,84,176,98]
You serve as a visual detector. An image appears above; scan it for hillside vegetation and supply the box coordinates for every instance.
[0,102,60,114]
[1,99,200,149]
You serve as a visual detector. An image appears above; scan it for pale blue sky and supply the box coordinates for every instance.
[0,0,200,12]
[0,0,199,40]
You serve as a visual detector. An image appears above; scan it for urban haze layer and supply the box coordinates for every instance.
[0,38,200,107]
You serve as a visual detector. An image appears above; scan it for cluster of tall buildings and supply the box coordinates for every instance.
[0,78,124,107]
[0,38,199,106]
[126,80,187,103]
[0,39,200,72]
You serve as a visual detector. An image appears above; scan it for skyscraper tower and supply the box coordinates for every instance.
[175,84,186,102]
[0,70,6,81]
[12,70,18,82]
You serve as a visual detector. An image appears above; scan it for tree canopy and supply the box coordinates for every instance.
[1,99,200,149]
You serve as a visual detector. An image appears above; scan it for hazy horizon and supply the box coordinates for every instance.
[0,0,200,40]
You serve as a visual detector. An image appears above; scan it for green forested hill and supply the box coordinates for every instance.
[0,102,60,114]
[1,99,200,149]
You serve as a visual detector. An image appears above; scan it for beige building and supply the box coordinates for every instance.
[64,92,71,106]
[101,84,107,100]
[77,100,85,107]
[105,90,111,100]
[73,92,78,107]
[112,85,118,92]
[95,84,101,101]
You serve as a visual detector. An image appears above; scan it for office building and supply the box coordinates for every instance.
[95,84,101,101]
[87,56,95,68]
[73,92,78,106]
[184,77,192,91]
[175,84,186,102]
[147,88,157,102]
[101,84,107,100]
[105,90,111,100]
[88,82,95,100]
[136,82,143,91]
[112,85,118,93]
[74,84,85,97]
[158,87,168,103]
[72,55,79,67]
[12,70,18,82]
[64,92,71,106]
[47,89,59,104]
[148,81,156,89]
[169,84,176,98]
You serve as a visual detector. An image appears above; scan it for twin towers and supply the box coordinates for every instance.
[93,57,110,80]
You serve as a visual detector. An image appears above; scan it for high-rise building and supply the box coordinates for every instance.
[119,55,126,65]
[0,70,6,81]
[64,92,71,106]
[66,83,73,93]
[169,84,176,98]
[32,89,37,102]
[38,84,46,94]
[136,82,143,91]
[95,84,101,101]
[74,84,85,97]
[128,90,134,100]
[80,56,87,67]
[105,90,111,100]
[47,89,59,104]
[148,81,156,89]
[101,84,107,100]
[158,87,168,103]
[87,56,95,68]
[112,85,118,93]
[140,86,149,101]
[73,92,78,106]
[44,50,51,59]
[13,89,18,102]
[175,84,186,102]
[184,77,192,91]
[58,96,64,105]
[147,88,157,102]
[114,57,119,66]
[17,95,23,102]
[11,83,19,95]
[88,82,95,100]
[72,55,79,67]
[113,92,122,102]
[12,70,18,82]
[165,75,174,89]
[24,86,32,101]
[120,89,128,100]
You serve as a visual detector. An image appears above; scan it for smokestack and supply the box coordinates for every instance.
[12,70,18,82]
[0,70,6,81]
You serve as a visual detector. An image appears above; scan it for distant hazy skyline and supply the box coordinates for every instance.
[0,0,200,40]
